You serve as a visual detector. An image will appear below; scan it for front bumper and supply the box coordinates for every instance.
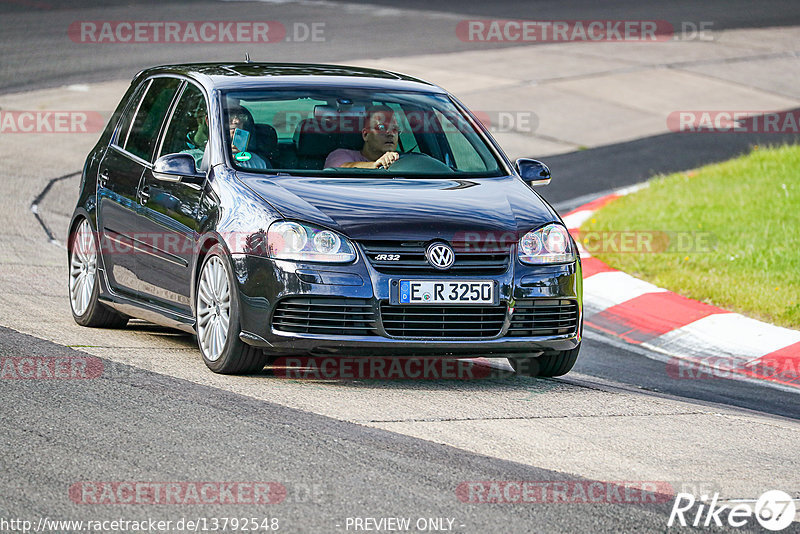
[232,252,582,357]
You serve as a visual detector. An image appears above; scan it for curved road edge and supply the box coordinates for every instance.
[564,189,800,391]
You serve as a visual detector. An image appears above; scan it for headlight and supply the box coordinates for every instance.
[267,221,356,263]
[519,224,575,264]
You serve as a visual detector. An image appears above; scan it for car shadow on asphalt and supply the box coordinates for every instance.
[255,356,570,401]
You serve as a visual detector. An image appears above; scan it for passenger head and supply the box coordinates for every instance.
[227,107,256,153]
[228,107,254,137]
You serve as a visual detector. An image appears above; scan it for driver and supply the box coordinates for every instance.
[324,105,400,168]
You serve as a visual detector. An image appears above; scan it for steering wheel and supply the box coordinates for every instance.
[386,152,454,173]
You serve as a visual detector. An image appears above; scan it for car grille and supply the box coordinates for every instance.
[380,303,507,338]
[360,241,509,274]
[507,299,579,337]
[272,297,376,336]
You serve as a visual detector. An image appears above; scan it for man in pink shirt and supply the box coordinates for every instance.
[324,105,400,169]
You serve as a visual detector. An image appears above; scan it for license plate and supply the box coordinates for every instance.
[398,280,494,304]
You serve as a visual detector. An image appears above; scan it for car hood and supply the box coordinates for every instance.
[239,174,558,242]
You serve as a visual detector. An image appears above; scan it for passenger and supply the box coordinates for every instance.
[227,108,271,170]
[180,108,271,170]
[324,105,400,169]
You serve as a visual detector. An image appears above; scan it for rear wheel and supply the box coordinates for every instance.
[509,344,580,377]
[68,218,128,328]
[196,244,267,374]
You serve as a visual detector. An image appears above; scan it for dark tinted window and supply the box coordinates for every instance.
[115,81,149,147]
[160,83,208,168]
[124,77,181,161]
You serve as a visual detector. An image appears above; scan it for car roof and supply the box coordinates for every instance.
[136,62,447,94]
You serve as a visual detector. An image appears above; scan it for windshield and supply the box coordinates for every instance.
[220,88,504,177]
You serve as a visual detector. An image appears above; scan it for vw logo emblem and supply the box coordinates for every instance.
[426,242,455,270]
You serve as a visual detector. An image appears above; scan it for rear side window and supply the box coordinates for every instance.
[124,77,181,161]
[115,81,149,148]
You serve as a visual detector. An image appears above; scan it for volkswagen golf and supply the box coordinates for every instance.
[68,63,583,375]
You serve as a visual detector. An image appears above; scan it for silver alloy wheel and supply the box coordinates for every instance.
[196,255,231,362]
[69,219,97,316]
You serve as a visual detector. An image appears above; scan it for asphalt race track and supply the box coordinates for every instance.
[1,1,799,533]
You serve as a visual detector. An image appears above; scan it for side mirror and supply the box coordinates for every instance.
[515,158,551,186]
[152,153,204,184]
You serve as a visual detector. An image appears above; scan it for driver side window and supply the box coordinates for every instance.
[125,77,181,161]
[160,83,209,169]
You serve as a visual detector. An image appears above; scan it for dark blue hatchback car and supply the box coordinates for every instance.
[68,63,582,375]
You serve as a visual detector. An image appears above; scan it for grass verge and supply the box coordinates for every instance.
[579,144,799,330]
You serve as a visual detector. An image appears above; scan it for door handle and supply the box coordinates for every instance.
[98,170,109,187]
[139,186,150,203]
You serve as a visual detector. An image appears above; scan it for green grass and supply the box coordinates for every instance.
[579,144,800,330]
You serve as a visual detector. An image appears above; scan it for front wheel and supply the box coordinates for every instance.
[509,344,580,377]
[195,244,267,374]
[68,218,128,328]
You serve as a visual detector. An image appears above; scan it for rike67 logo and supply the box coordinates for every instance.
[668,490,797,531]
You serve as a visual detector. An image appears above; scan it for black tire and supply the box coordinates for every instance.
[509,344,580,377]
[195,244,268,374]
[68,218,129,328]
